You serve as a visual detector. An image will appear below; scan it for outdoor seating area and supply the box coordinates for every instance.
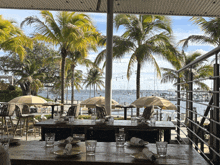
[1,0,220,165]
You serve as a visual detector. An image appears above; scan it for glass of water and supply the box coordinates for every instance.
[85,140,97,155]
[45,133,55,147]
[156,141,168,157]
[91,114,97,123]
[115,133,126,147]
[0,138,10,151]
[150,116,156,125]
[131,117,137,125]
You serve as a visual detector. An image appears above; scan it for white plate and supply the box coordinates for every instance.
[54,150,81,158]
[126,141,149,147]
[58,139,80,145]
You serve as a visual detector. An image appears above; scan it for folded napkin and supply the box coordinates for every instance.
[130,137,144,145]
[142,148,157,161]
[63,143,72,155]
[65,137,73,143]
[0,144,11,165]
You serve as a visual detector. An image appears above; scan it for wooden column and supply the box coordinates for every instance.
[105,0,114,115]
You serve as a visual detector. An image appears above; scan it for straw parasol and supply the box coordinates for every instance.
[131,96,177,110]
[80,96,119,108]
[8,95,47,106]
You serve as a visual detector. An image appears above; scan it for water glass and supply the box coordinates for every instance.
[68,116,74,123]
[54,115,60,122]
[91,115,97,123]
[0,138,10,151]
[131,117,137,124]
[85,140,97,155]
[150,116,156,125]
[45,133,55,147]
[115,133,126,147]
[108,116,114,124]
[156,141,168,157]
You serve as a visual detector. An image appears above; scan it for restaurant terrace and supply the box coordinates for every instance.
[0,0,220,165]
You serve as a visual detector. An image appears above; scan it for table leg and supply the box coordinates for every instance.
[124,107,127,120]
[51,105,54,119]
[26,117,29,141]
[41,127,45,141]
[164,129,171,143]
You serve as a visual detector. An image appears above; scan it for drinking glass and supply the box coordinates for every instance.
[85,140,97,155]
[68,116,74,123]
[150,116,156,125]
[45,133,55,147]
[115,133,126,147]
[108,116,114,124]
[0,138,10,151]
[91,114,97,123]
[131,117,137,125]
[156,141,168,157]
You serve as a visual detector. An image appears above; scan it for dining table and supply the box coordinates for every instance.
[35,119,175,143]
[9,141,209,165]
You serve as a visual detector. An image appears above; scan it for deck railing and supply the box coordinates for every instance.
[176,46,220,165]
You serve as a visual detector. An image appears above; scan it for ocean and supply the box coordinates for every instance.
[38,89,209,117]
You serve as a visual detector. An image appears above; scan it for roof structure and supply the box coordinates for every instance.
[0,0,220,17]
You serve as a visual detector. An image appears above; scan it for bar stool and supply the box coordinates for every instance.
[13,105,35,140]
[0,104,15,136]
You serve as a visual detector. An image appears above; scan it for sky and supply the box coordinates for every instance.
[0,9,215,90]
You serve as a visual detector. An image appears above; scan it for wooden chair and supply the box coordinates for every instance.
[0,104,15,135]
[67,104,80,117]
[95,105,107,119]
[13,105,35,140]
[142,106,154,120]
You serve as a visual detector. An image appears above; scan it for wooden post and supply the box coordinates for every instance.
[105,0,114,115]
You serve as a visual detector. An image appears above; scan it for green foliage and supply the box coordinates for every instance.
[0,15,33,61]
[34,115,52,121]
[77,115,92,119]
[0,86,22,102]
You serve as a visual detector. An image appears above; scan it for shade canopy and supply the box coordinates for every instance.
[80,96,119,108]
[0,0,219,17]
[131,96,177,110]
[8,95,47,105]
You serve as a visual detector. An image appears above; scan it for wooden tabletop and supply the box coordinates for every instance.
[9,141,208,165]
[35,119,176,130]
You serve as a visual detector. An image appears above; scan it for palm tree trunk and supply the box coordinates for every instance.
[136,62,141,116]
[94,84,95,97]
[71,65,75,105]
[61,50,67,114]
[90,85,91,98]
[66,87,68,104]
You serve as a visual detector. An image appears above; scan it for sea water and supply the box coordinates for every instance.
[38,89,209,116]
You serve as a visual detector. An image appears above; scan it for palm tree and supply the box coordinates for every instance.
[161,51,213,123]
[0,15,32,61]
[84,68,104,97]
[14,60,45,95]
[66,51,95,105]
[95,14,178,116]
[21,11,99,113]
[179,17,220,49]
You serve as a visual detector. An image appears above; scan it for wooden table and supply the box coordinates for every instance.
[9,141,208,165]
[26,103,63,119]
[35,120,175,143]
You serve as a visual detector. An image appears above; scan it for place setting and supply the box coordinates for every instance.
[130,141,167,162]
[125,137,149,147]
[44,133,82,158]
[0,135,20,147]
[57,136,81,146]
